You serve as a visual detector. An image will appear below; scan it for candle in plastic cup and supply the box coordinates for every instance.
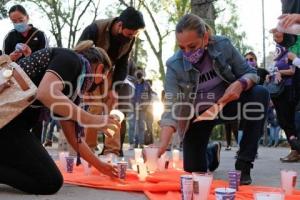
[65,156,75,173]
[180,175,193,200]
[281,170,297,195]
[134,148,142,161]
[136,158,148,181]
[158,153,169,171]
[107,109,125,136]
[276,20,300,35]
[172,149,180,169]
[254,192,285,200]
[59,151,69,172]
[130,159,138,171]
[215,187,236,200]
[144,147,159,172]
[110,109,125,123]
[192,173,213,200]
[81,159,92,176]
[117,161,128,179]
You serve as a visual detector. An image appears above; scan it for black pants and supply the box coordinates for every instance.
[272,85,297,147]
[0,107,63,194]
[183,85,269,172]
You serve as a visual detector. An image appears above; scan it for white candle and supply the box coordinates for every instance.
[134,148,142,161]
[110,109,125,122]
[172,149,180,162]
[136,158,147,181]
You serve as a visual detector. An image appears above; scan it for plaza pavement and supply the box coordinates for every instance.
[0,145,299,200]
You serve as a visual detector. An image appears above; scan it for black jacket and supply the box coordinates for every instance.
[3,25,48,59]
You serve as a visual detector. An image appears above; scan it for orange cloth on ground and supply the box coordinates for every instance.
[58,163,300,200]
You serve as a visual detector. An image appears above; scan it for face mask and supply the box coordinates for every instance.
[183,48,205,64]
[14,22,28,33]
[247,61,257,68]
[117,33,132,43]
[136,72,143,79]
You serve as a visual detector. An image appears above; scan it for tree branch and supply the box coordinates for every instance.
[139,0,162,40]
[143,30,158,56]
[119,0,130,7]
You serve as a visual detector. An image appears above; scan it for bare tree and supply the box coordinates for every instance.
[119,0,173,80]
[26,0,101,48]
[191,0,217,30]
[0,0,10,19]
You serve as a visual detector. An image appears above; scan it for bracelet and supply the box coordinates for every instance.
[238,78,248,91]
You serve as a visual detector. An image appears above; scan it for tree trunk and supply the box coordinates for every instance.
[191,0,216,31]
[158,54,165,80]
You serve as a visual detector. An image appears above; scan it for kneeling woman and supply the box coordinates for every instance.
[0,41,120,194]
[158,14,269,185]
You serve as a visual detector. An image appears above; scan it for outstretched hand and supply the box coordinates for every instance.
[278,13,300,28]
[98,161,118,178]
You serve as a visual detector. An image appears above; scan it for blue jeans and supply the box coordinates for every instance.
[268,126,280,146]
[42,119,60,142]
[128,109,146,145]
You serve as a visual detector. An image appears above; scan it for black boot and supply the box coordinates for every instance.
[235,159,253,185]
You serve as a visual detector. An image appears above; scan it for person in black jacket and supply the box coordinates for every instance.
[77,7,145,156]
[3,5,48,62]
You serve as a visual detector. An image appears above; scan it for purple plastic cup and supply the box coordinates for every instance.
[117,161,128,179]
[215,188,236,200]
[228,170,241,191]
[65,156,75,173]
[180,175,193,200]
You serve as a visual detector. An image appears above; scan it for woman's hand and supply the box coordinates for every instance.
[217,81,243,104]
[274,72,282,83]
[278,13,300,28]
[91,115,121,137]
[98,161,118,178]
[288,52,297,61]
[9,51,22,61]
[21,44,32,57]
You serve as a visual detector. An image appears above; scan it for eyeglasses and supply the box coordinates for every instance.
[246,58,254,62]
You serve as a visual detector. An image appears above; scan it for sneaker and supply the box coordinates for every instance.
[208,141,221,172]
[235,159,253,185]
[225,146,231,151]
[43,140,52,147]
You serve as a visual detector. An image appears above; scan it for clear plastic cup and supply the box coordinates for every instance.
[180,174,193,200]
[192,172,213,200]
[281,170,297,195]
[254,191,285,200]
[144,147,159,173]
[215,187,236,200]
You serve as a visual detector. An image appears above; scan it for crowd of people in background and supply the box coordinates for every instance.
[1,0,300,195]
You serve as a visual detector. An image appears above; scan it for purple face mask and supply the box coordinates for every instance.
[183,48,205,64]
[247,60,257,68]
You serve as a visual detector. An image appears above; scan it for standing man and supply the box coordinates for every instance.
[78,7,145,156]
[128,67,152,149]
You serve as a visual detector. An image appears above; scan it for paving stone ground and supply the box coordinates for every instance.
[0,145,299,200]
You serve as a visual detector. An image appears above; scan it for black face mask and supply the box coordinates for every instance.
[136,72,143,80]
[116,33,132,44]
